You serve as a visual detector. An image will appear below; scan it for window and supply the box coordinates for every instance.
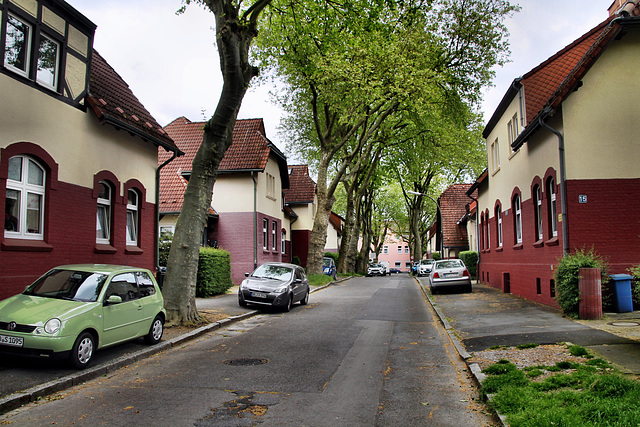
[513,194,522,244]
[96,181,112,244]
[534,185,543,241]
[397,246,402,254]
[383,245,388,254]
[272,221,277,251]
[4,155,45,239]
[266,173,276,199]
[496,206,502,247]
[262,218,268,250]
[136,272,156,298]
[507,113,519,152]
[491,138,500,172]
[4,14,60,91]
[106,273,138,302]
[281,231,286,254]
[548,178,558,237]
[126,189,139,246]
[405,246,409,254]
[395,261,401,268]
[405,261,412,269]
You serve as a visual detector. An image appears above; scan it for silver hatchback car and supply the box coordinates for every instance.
[429,259,472,294]
[238,263,310,312]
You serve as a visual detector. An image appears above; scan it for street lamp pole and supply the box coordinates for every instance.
[407,191,444,258]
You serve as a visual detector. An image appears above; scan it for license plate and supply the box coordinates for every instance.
[251,292,267,298]
[0,334,24,347]
[444,273,457,278]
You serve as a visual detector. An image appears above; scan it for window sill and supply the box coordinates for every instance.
[513,242,523,250]
[95,244,117,254]
[533,240,544,248]
[2,239,53,252]
[482,249,490,254]
[495,247,503,252]
[125,246,144,255]
[545,236,559,246]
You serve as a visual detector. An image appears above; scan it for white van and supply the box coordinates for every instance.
[378,261,390,276]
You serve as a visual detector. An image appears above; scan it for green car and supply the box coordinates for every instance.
[0,264,165,369]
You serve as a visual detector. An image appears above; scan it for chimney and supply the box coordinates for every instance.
[609,0,640,17]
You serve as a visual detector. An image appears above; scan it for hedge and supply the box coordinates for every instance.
[459,251,478,279]
[196,247,233,297]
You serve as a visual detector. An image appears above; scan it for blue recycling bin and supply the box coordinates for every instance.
[610,274,633,313]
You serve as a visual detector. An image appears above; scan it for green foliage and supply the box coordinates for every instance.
[516,343,539,350]
[158,232,173,267]
[459,251,478,279]
[196,248,233,297]
[431,252,441,261]
[308,274,333,287]
[324,252,339,263]
[554,248,608,316]
[568,344,590,357]
[291,256,301,266]
[630,263,640,306]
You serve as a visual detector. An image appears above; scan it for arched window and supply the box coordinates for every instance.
[126,189,139,246]
[513,194,522,244]
[495,205,503,247]
[547,178,558,237]
[533,185,543,241]
[4,155,45,239]
[96,181,112,244]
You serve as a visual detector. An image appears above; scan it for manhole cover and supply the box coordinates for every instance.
[223,358,269,366]
[608,322,640,327]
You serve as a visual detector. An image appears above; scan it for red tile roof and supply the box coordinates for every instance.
[158,117,278,213]
[438,184,474,248]
[86,50,178,153]
[283,165,316,204]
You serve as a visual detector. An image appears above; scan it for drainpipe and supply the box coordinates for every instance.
[252,171,257,269]
[538,112,569,256]
[466,193,480,282]
[155,151,179,272]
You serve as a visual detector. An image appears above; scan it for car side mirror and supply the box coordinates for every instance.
[295,278,302,284]
[105,295,122,305]
[245,272,250,277]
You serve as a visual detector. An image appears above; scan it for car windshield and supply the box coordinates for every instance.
[323,258,332,267]
[24,269,109,302]
[370,264,380,268]
[421,260,434,265]
[436,260,464,270]
[252,265,293,281]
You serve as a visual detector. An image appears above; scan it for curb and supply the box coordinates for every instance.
[414,277,507,427]
[0,279,339,416]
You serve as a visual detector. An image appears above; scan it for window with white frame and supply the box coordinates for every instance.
[96,181,112,244]
[383,245,388,254]
[513,194,522,243]
[262,218,268,250]
[272,221,277,251]
[507,113,519,152]
[126,189,139,246]
[266,173,276,200]
[4,155,45,239]
[395,261,401,268]
[405,246,409,254]
[4,14,60,91]
[548,178,558,237]
[281,231,286,254]
[496,206,502,247]
[397,246,402,254]
[491,138,500,172]
[534,185,543,241]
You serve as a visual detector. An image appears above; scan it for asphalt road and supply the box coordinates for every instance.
[0,274,495,426]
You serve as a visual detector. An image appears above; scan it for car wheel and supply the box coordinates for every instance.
[145,315,164,345]
[70,331,95,369]
[283,294,293,312]
[300,290,309,305]
[430,286,437,295]
[466,285,473,293]
[239,296,248,307]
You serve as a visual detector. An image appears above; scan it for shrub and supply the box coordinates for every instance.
[459,251,478,279]
[196,248,233,297]
[554,248,608,316]
[324,252,339,263]
[431,252,441,261]
[291,256,301,266]
[158,231,173,267]
[630,264,640,307]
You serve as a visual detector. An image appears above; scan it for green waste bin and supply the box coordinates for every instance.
[610,274,633,313]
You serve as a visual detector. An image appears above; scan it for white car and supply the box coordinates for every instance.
[367,263,385,277]
[417,259,435,277]
[429,259,472,294]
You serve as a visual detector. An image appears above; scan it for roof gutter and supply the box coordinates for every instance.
[98,112,182,155]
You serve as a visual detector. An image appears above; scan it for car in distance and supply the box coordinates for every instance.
[0,264,165,369]
[378,260,390,275]
[389,267,401,274]
[239,262,309,312]
[367,263,386,277]
[323,257,338,280]
[429,259,472,294]
[417,259,435,277]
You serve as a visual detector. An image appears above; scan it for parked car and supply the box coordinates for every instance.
[378,261,390,275]
[417,259,435,277]
[0,264,165,369]
[429,259,472,294]
[389,267,401,274]
[238,262,309,311]
[367,263,386,277]
[323,257,338,280]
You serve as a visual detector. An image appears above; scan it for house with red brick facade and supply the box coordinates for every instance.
[0,0,180,300]
[469,3,640,306]
[159,117,290,284]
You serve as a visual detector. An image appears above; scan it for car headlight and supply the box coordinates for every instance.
[44,318,61,334]
[240,280,248,290]
[272,286,288,294]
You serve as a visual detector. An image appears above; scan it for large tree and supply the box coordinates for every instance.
[162,0,271,325]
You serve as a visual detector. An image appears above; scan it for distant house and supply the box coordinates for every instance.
[469,4,640,306]
[427,184,476,259]
[159,117,289,284]
[377,233,412,272]
[0,0,180,300]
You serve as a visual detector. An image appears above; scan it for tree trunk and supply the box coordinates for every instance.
[162,1,261,325]
[307,160,334,275]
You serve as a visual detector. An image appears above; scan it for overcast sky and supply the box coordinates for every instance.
[65,0,610,152]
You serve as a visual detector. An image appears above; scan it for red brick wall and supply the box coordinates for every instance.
[478,176,640,307]
[291,230,311,267]
[0,180,156,301]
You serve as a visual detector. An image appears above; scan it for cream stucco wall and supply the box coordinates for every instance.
[562,32,640,179]
[290,202,316,231]
[1,75,159,202]
[256,156,285,219]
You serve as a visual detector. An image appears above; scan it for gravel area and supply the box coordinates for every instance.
[468,344,589,371]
